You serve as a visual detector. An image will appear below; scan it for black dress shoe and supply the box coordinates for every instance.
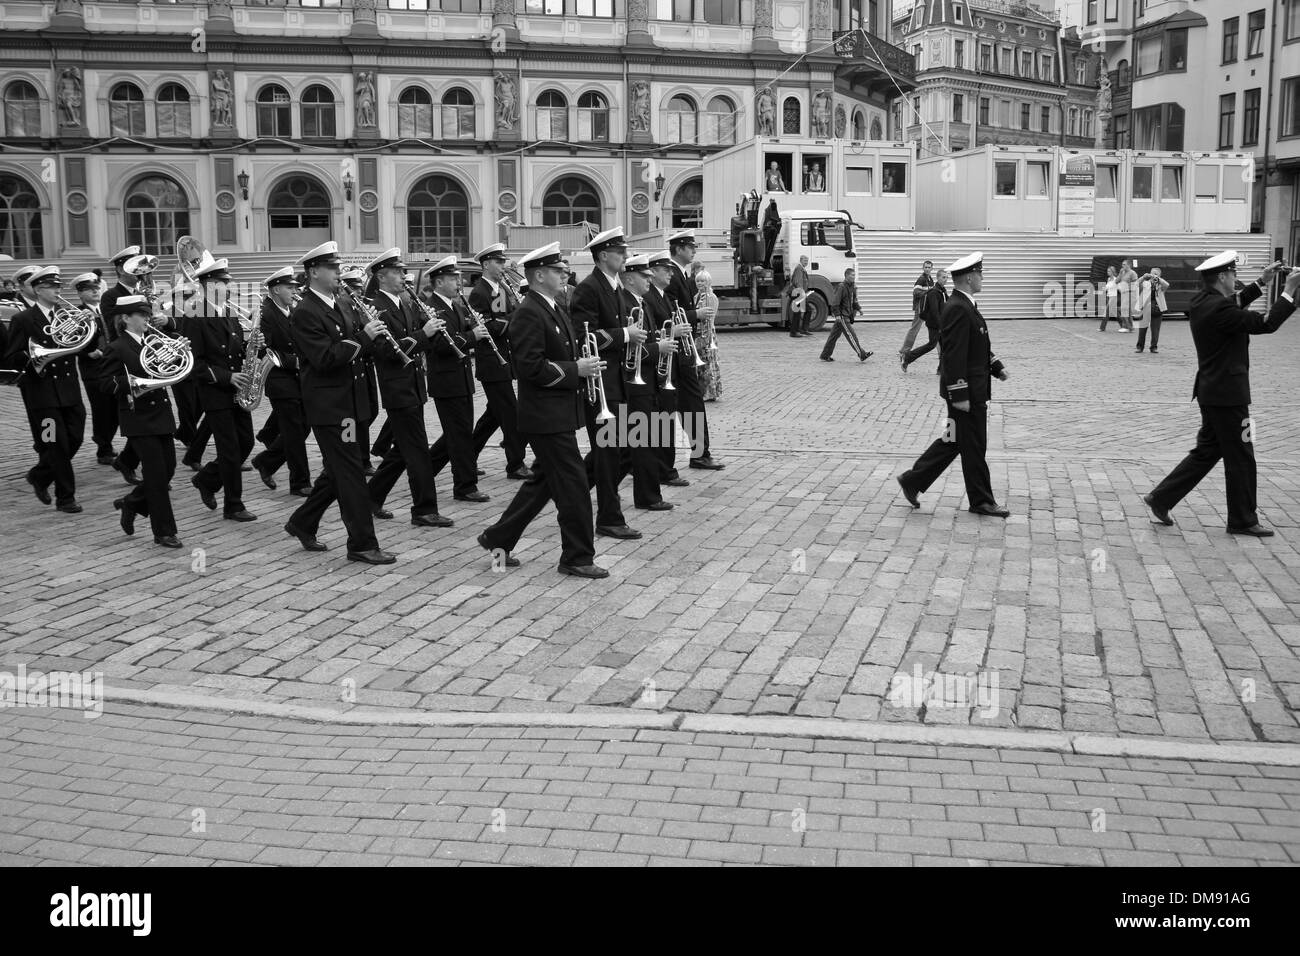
[637,501,674,511]
[665,477,690,488]
[154,535,182,548]
[254,460,277,490]
[558,563,610,579]
[347,548,397,565]
[362,464,376,478]
[1228,524,1275,537]
[239,463,251,472]
[181,458,201,472]
[97,453,117,465]
[455,491,490,502]
[820,356,834,362]
[968,503,1011,518]
[507,467,534,480]
[412,513,454,528]
[371,505,394,520]
[56,501,83,514]
[113,459,141,485]
[596,524,642,540]
[26,473,51,505]
[284,521,327,551]
[896,475,920,509]
[290,486,311,498]
[192,475,217,510]
[477,531,520,567]
[476,468,486,477]
[114,498,135,536]
[689,457,724,470]
[1142,493,1173,526]
[224,510,257,522]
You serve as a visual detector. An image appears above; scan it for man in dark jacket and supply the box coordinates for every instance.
[72,272,119,464]
[896,252,1010,517]
[666,230,722,470]
[251,267,312,496]
[424,255,486,503]
[820,268,872,362]
[902,268,948,372]
[466,242,531,481]
[1144,254,1299,536]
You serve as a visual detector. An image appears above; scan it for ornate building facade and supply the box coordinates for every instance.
[890,0,1098,157]
[0,0,915,261]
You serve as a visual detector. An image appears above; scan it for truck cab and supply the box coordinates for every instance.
[771,210,857,328]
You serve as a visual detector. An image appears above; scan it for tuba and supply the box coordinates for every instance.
[127,332,193,409]
[175,235,210,286]
[31,297,96,371]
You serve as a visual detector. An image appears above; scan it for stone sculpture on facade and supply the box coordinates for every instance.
[356,72,378,129]
[756,87,776,137]
[494,71,518,132]
[1095,67,1112,148]
[210,70,233,129]
[630,81,651,133]
[811,90,833,137]
[834,104,846,138]
[57,68,83,127]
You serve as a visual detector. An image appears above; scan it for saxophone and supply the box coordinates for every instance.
[234,295,279,411]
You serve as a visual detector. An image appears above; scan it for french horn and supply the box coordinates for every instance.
[127,332,193,409]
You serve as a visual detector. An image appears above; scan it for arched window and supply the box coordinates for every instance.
[156,83,191,138]
[125,175,190,256]
[852,110,866,140]
[256,84,291,137]
[870,117,883,140]
[269,175,331,251]
[542,176,601,228]
[0,174,43,259]
[1117,59,1130,90]
[2,81,41,137]
[782,96,801,135]
[441,87,475,140]
[301,85,336,138]
[110,82,146,136]
[666,94,697,144]
[398,86,433,138]
[671,177,702,229]
[577,91,609,142]
[537,90,568,140]
[407,174,469,256]
[703,96,736,146]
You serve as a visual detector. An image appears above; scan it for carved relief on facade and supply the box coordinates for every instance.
[210,69,234,128]
[494,71,519,132]
[57,67,83,127]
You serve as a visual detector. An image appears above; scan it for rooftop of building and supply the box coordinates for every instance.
[894,0,1061,28]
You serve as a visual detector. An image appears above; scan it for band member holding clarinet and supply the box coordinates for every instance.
[4,266,87,513]
[666,230,724,471]
[363,247,453,528]
[621,253,674,511]
[340,267,380,477]
[477,242,609,578]
[100,295,184,548]
[285,241,395,564]
[251,267,313,497]
[467,242,532,481]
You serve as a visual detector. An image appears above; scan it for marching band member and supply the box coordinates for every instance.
[10,264,39,309]
[570,227,645,540]
[72,272,119,465]
[185,256,257,522]
[100,295,183,548]
[424,255,488,503]
[285,241,395,564]
[251,267,313,497]
[666,230,724,471]
[363,248,452,528]
[3,266,87,512]
[342,266,380,477]
[647,250,692,489]
[477,242,609,578]
[98,246,147,483]
[467,242,531,481]
[620,253,673,512]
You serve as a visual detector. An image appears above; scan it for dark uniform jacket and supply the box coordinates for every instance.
[260,297,303,402]
[292,287,377,428]
[339,291,381,420]
[371,289,432,411]
[3,303,86,408]
[466,277,515,383]
[938,290,1005,406]
[921,286,948,330]
[425,292,475,400]
[1190,281,1295,407]
[667,262,700,334]
[569,269,631,404]
[97,331,179,436]
[76,305,113,384]
[98,281,137,342]
[185,304,247,412]
[508,290,585,435]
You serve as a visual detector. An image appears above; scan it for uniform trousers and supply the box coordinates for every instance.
[899,402,995,510]
[371,417,393,458]
[367,404,441,516]
[257,409,280,447]
[585,400,629,527]
[674,362,710,461]
[84,382,119,457]
[481,429,594,567]
[122,434,177,537]
[627,392,665,507]
[1148,404,1258,530]
[428,396,477,496]
[193,406,253,514]
[252,395,311,491]
[173,380,202,445]
[291,423,380,554]
[471,380,528,473]
[657,382,681,481]
[26,402,85,504]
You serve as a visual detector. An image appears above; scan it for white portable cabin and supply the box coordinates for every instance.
[701,136,918,232]
[915,145,1255,234]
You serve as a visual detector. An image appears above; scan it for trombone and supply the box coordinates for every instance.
[582,321,614,421]
[623,306,646,386]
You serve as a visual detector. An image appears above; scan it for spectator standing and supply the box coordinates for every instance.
[1135,267,1170,354]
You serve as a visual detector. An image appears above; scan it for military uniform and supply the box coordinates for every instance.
[467,243,529,479]
[251,268,312,495]
[424,257,482,501]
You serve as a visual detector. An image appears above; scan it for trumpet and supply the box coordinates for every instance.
[128,331,193,409]
[31,297,96,371]
[403,280,466,360]
[695,291,718,352]
[623,306,646,386]
[339,283,413,368]
[657,320,676,391]
[460,293,508,367]
[672,301,705,369]
[583,321,614,422]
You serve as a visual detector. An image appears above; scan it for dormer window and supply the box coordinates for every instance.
[954,5,963,23]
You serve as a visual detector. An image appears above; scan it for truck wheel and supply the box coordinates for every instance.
[806,293,829,332]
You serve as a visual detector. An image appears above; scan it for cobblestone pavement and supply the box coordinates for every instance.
[2,319,1300,742]
[3,706,1298,867]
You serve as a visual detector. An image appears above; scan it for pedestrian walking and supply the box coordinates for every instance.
[898,260,935,365]
[820,268,872,362]
[901,268,947,373]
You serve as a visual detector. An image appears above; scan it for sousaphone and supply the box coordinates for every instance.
[175,235,213,286]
